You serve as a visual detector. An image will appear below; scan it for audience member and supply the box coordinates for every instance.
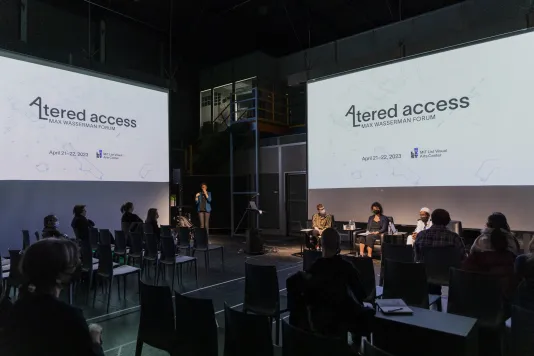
[471,212,520,255]
[414,208,465,262]
[121,202,142,223]
[463,227,518,299]
[514,253,534,311]
[359,202,388,257]
[308,203,333,250]
[2,238,104,355]
[42,214,68,239]
[145,208,160,238]
[307,228,373,338]
[407,207,432,245]
[71,205,95,241]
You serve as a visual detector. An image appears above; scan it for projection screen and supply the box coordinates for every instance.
[0,50,169,253]
[307,30,534,231]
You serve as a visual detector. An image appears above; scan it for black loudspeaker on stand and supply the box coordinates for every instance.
[235,196,264,255]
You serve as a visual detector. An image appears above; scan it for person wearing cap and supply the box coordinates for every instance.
[407,207,432,245]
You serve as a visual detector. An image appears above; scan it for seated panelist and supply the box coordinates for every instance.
[407,207,432,245]
[359,202,388,257]
[308,204,333,250]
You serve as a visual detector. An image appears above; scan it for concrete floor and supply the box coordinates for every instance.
[55,235,447,356]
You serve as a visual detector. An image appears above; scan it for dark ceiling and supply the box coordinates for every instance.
[85,0,465,66]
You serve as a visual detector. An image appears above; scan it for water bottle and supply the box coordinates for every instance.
[189,236,194,248]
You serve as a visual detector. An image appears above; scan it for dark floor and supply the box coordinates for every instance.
[34,235,447,356]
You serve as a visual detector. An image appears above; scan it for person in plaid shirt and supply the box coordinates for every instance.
[414,208,466,262]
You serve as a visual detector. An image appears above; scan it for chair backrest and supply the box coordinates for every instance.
[447,268,504,324]
[224,303,273,356]
[178,227,191,247]
[342,255,377,302]
[160,237,176,263]
[195,227,209,249]
[138,282,175,353]
[96,244,114,276]
[129,232,144,255]
[447,220,463,236]
[80,240,93,271]
[22,230,30,250]
[306,220,312,229]
[145,233,159,259]
[174,292,218,356]
[160,225,171,237]
[114,230,127,254]
[289,221,303,234]
[363,339,394,356]
[511,305,534,356]
[89,228,99,249]
[98,229,113,246]
[381,243,414,264]
[421,245,462,286]
[34,231,40,242]
[8,250,23,284]
[383,259,430,308]
[244,262,280,314]
[282,320,351,356]
[303,250,322,272]
[143,223,154,234]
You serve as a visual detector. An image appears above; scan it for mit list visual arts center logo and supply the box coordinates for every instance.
[411,148,419,159]
[96,150,103,159]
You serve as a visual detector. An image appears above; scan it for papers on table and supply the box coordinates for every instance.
[376,299,414,315]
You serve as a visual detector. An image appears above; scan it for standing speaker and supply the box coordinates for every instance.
[172,169,181,185]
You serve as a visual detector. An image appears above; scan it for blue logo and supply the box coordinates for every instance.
[411,148,419,159]
[96,150,103,159]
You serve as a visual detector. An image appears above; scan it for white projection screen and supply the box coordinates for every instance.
[307,30,534,231]
[0,50,169,253]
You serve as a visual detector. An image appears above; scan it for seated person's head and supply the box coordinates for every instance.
[419,207,431,222]
[73,205,87,217]
[20,238,80,297]
[316,204,326,215]
[487,212,510,232]
[321,228,340,257]
[43,215,58,229]
[371,202,383,216]
[430,209,451,227]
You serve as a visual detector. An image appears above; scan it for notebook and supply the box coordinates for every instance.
[376,299,413,315]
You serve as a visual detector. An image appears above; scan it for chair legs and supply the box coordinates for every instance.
[92,276,113,313]
[221,247,225,271]
[135,338,143,356]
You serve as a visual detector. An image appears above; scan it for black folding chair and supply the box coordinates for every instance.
[243,262,287,345]
[158,237,197,292]
[143,233,160,281]
[127,232,144,268]
[135,282,175,356]
[177,227,192,256]
[98,229,114,246]
[379,243,414,286]
[174,292,218,356]
[282,320,352,356]
[421,245,462,286]
[93,244,140,313]
[80,241,95,304]
[192,228,224,271]
[343,255,379,302]
[114,230,127,264]
[510,305,534,356]
[224,303,273,356]
[383,259,441,310]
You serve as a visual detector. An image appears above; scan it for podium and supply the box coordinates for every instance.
[245,201,264,255]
